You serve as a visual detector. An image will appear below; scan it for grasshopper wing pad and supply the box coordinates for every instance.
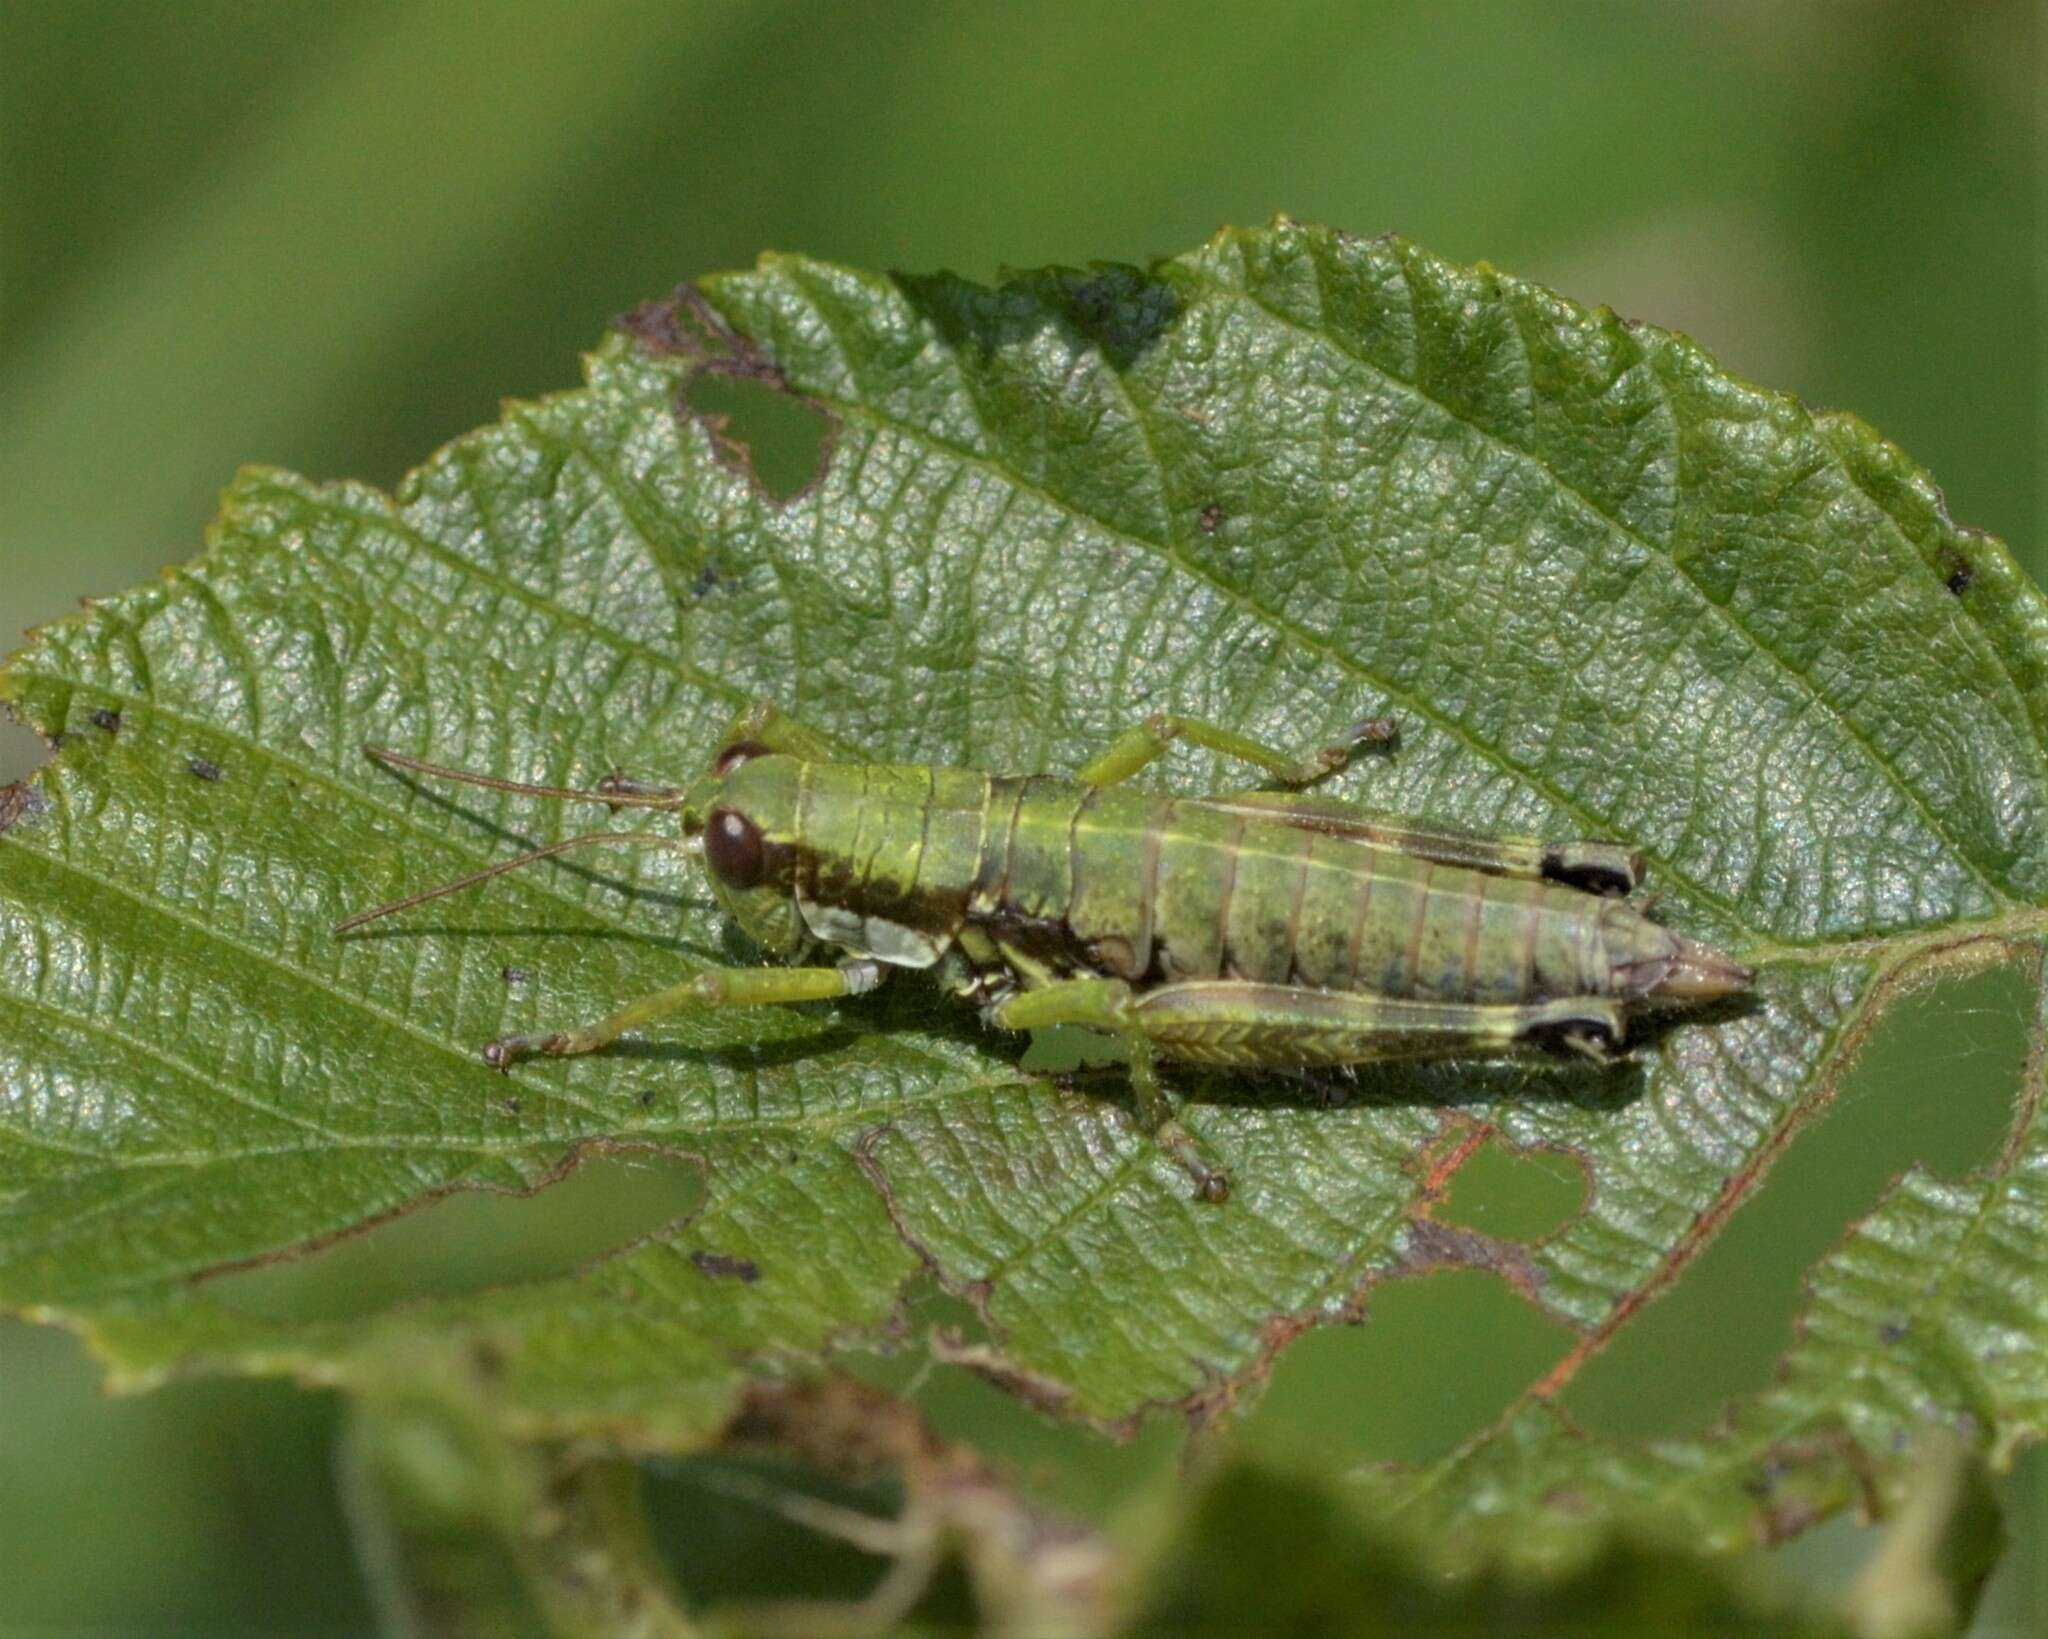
[1188,793,1645,896]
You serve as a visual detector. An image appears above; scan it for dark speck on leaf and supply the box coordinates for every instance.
[1198,504,1225,533]
[500,966,531,988]
[500,1095,522,1117]
[187,757,224,782]
[90,708,121,734]
[1946,560,1974,596]
[640,1089,656,1108]
[1878,1320,1908,1345]
[690,563,725,600]
[690,1249,760,1283]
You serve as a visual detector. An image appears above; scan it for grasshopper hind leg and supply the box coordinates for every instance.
[1130,983,1630,1072]
[989,978,1635,1204]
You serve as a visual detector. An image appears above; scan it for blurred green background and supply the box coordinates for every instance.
[1,0,2039,1631]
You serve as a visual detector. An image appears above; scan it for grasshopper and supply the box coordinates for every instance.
[338,703,1751,1202]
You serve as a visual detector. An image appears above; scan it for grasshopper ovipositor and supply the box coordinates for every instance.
[337,703,1751,1203]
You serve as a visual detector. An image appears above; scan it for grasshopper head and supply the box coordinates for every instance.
[685,745,808,958]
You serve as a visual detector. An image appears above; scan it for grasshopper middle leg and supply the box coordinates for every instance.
[1074,711,1397,789]
[990,977,1233,1203]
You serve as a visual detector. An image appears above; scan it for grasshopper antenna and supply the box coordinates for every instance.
[360,744,685,808]
[334,830,690,934]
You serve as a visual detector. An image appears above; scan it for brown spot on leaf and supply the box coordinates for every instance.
[0,783,49,835]
[1398,1217,1547,1302]
[615,289,708,358]
[688,1248,760,1283]
[618,283,840,503]
[1198,503,1225,533]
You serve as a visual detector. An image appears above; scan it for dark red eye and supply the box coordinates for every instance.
[704,806,766,888]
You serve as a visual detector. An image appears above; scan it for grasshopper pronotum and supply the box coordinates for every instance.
[338,703,1751,1202]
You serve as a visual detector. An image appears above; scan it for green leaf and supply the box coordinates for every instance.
[339,1392,698,1639]
[3,223,2043,1550]
[1120,1459,1853,1637]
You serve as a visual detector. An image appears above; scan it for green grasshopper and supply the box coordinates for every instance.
[338,703,1751,1202]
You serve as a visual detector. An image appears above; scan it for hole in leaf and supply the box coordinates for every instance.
[1563,961,2031,1441]
[1237,1270,1574,1465]
[1018,1022,1126,1074]
[842,1273,1185,1521]
[1434,1138,1587,1241]
[206,1150,704,1323]
[0,720,47,787]
[686,372,831,500]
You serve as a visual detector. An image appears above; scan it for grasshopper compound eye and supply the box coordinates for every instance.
[704,807,767,887]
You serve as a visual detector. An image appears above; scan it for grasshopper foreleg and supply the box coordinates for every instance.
[1074,711,1397,789]
[484,958,886,1067]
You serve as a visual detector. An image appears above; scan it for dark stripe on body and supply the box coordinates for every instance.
[1283,827,1315,985]
[1403,858,1435,992]
[1213,811,1250,979]
[1461,871,1488,993]
[1344,842,1379,989]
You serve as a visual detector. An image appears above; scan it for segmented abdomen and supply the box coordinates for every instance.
[963,777,1612,1004]
[785,762,1616,1004]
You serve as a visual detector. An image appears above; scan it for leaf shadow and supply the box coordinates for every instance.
[1191,1055,1650,1118]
